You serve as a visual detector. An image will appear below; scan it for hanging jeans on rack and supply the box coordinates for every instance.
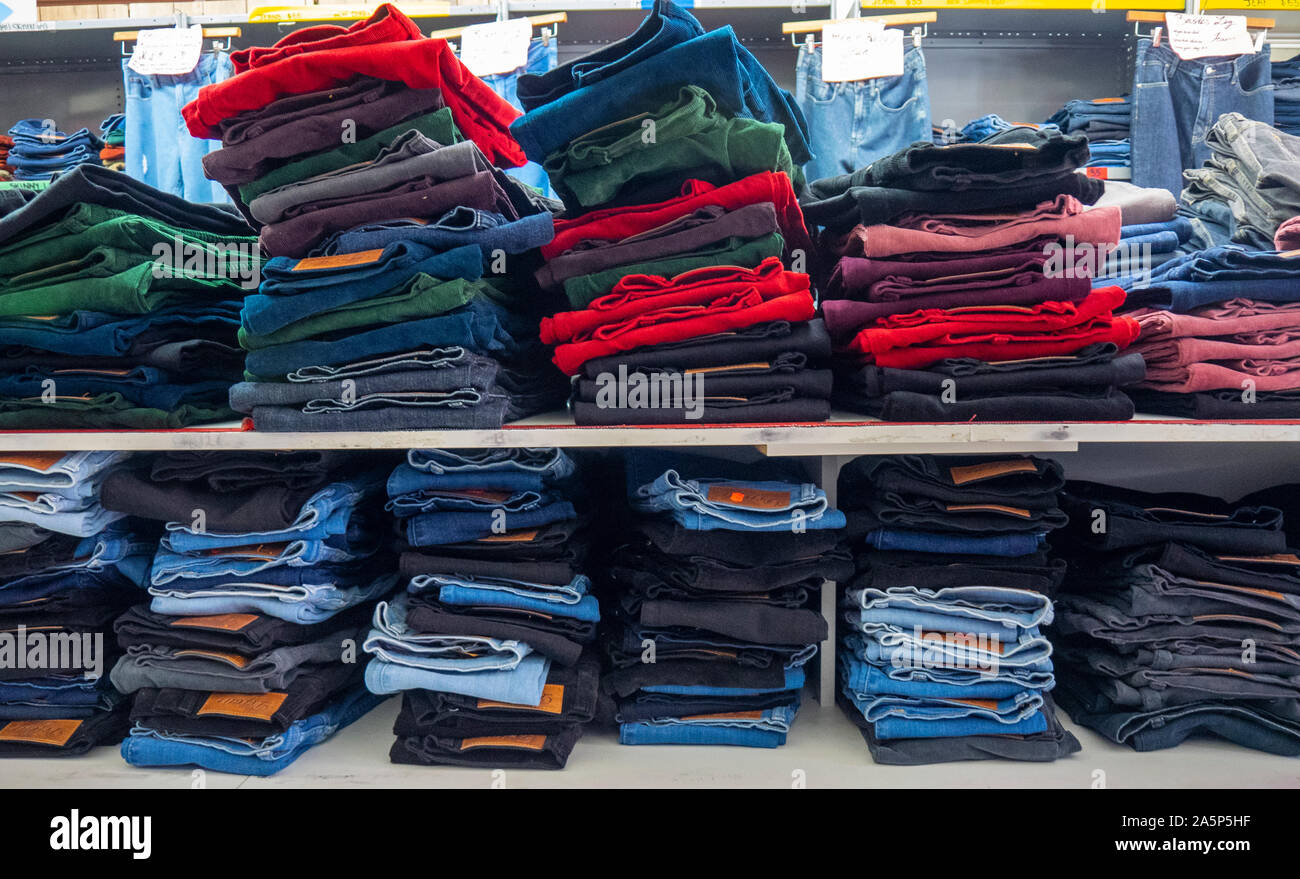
[1131,37,1273,199]
[794,40,930,182]
[123,50,232,204]
[482,38,559,198]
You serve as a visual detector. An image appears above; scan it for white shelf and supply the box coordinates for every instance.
[5,698,1296,789]
[0,413,1299,453]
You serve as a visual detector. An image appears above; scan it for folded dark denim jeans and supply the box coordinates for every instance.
[125,660,363,739]
[841,454,1065,509]
[113,602,373,656]
[404,499,577,547]
[636,598,826,646]
[229,358,501,413]
[0,303,242,358]
[608,544,851,594]
[865,528,1045,557]
[601,658,790,698]
[405,593,593,667]
[804,172,1103,233]
[578,319,831,379]
[390,722,583,769]
[1127,388,1300,419]
[1054,592,1297,645]
[0,706,130,757]
[632,517,842,568]
[393,653,599,733]
[841,347,1144,397]
[108,623,364,694]
[1060,482,1286,554]
[1054,667,1300,755]
[247,392,524,432]
[839,388,1136,421]
[866,493,1068,534]
[317,208,554,258]
[851,554,1065,596]
[816,127,1091,193]
[839,692,1080,764]
[243,299,518,379]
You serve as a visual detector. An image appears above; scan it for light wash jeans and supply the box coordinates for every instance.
[123,51,232,203]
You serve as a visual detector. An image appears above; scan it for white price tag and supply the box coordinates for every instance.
[821,20,904,83]
[1165,13,1256,61]
[459,18,532,78]
[128,26,204,76]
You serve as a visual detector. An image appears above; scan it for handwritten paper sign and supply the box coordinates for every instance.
[459,18,532,77]
[128,26,203,76]
[822,20,904,83]
[1165,13,1256,61]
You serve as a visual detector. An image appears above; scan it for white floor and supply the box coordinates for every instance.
[3,699,1298,789]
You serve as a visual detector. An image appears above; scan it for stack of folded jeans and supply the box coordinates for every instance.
[184,4,565,430]
[99,115,125,172]
[600,451,839,748]
[98,451,395,775]
[0,165,257,428]
[1180,113,1300,252]
[0,451,145,758]
[1046,97,1131,173]
[808,127,1137,421]
[1273,55,1300,137]
[1095,216,1193,283]
[835,454,1080,764]
[5,119,104,181]
[1053,482,1300,755]
[1114,245,1300,418]
[515,0,827,425]
[368,448,598,770]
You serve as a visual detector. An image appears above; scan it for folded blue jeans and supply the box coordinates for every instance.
[148,572,397,624]
[864,528,1046,557]
[364,653,550,704]
[120,686,382,776]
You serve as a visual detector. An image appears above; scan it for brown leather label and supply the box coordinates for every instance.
[175,650,251,668]
[0,718,82,746]
[292,249,384,271]
[706,485,791,509]
[477,529,540,543]
[945,503,1032,519]
[681,710,764,721]
[197,692,288,720]
[169,613,258,632]
[477,684,565,715]
[948,459,1036,485]
[459,734,547,751]
[0,452,63,471]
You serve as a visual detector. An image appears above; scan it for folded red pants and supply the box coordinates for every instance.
[542,172,813,261]
[230,3,422,73]
[540,257,808,344]
[183,37,525,167]
[552,290,817,375]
